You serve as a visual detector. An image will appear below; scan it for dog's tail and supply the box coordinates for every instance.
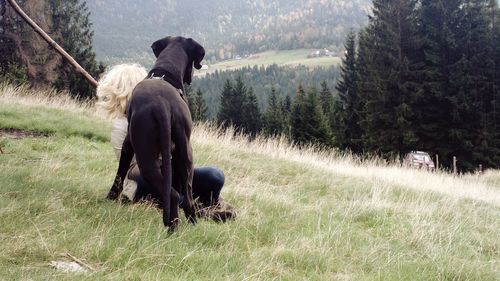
[156,105,174,229]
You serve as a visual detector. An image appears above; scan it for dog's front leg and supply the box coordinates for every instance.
[107,134,134,200]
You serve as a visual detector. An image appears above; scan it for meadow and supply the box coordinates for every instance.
[0,84,499,280]
[195,49,341,77]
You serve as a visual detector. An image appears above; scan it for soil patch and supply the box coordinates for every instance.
[0,128,49,139]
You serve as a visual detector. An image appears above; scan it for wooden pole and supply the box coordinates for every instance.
[435,154,439,170]
[5,0,98,88]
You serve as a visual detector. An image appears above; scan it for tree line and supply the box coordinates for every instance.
[188,77,336,146]
[191,0,500,172]
[191,64,339,118]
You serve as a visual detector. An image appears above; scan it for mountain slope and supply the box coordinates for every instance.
[1,84,499,280]
[86,0,371,64]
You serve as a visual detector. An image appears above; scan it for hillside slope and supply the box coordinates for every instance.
[0,84,499,280]
[86,0,370,64]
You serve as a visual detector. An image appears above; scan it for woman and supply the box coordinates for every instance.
[97,64,235,221]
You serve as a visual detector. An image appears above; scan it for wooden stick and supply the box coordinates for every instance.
[6,0,98,88]
[64,253,95,272]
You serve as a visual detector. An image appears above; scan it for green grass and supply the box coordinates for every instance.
[0,85,499,280]
[195,49,341,77]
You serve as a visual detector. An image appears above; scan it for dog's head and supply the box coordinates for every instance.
[151,36,205,85]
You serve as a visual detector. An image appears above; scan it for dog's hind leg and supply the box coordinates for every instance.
[171,129,196,224]
[131,109,179,230]
[107,133,135,200]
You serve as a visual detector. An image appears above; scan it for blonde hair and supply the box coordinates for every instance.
[96,64,147,118]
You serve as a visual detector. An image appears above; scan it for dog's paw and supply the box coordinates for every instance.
[165,218,180,233]
[183,204,197,225]
[106,189,119,200]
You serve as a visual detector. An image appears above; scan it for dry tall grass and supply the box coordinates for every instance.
[191,124,500,207]
[2,82,498,207]
[0,83,105,118]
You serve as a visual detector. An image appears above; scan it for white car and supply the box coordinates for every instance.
[403,151,435,170]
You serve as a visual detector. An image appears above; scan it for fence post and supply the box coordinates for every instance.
[453,156,457,175]
[479,164,483,174]
[435,154,439,170]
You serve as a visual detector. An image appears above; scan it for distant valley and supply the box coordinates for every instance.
[86,0,371,66]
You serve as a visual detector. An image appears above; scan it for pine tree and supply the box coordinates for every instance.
[50,0,104,100]
[304,86,333,146]
[281,94,292,137]
[190,88,208,122]
[186,84,196,110]
[217,77,247,131]
[264,87,284,136]
[414,0,460,168]
[291,84,308,145]
[217,79,235,128]
[291,85,333,147]
[320,81,335,118]
[242,87,262,135]
[445,0,492,171]
[335,30,363,152]
[358,0,419,157]
[492,0,500,167]
[356,28,373,153]
[231,76,247,130]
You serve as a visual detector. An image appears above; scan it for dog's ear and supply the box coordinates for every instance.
[186,38,205,70]
[151,37,172,58]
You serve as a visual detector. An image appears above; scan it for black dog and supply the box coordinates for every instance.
[106,36,205,231]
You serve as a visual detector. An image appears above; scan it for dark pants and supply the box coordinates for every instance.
[135,166,224,206]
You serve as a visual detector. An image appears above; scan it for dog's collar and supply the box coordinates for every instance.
[147,69,184,98]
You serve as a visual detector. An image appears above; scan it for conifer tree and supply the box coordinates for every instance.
[242,87,262,135]
[291,85,333,146]
[231,76,247,130]
[414,0,460,167]
[264,87,284,136]
[492,0,500,166]
[319,81,335,135]
[291,84,308,145]
[217,77,248,132]
[217,79,235,128]
[335,30,363,152]
[304,86,333,146]
[445,0,492,170]
[191,88,208,122]
[355,28,373,153]
[281,95,292,137]
[50,0,104,100]
[358,0,419,157]
[186,84,196,110]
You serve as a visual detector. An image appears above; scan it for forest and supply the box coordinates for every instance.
[86,0,370,64]
[190,64,339,117]
[195,0,500,172]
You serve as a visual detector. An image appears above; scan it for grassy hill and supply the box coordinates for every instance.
[195,49,341,77]
[0,84,499,280]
